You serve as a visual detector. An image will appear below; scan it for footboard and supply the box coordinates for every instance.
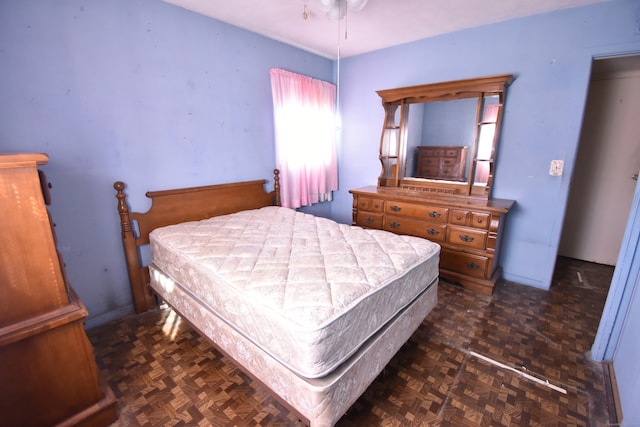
[114,170,280,313]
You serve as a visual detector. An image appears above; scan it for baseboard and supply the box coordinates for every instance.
[604,360,623,424]
[84,304,134,329]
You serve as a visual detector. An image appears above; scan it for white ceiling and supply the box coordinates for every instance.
[162,0,610,59]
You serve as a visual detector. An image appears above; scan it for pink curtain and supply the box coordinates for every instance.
[270,68,338,209]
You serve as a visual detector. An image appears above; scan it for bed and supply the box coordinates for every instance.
[113,170,440,427]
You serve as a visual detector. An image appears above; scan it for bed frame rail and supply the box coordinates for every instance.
[114,170,280,313]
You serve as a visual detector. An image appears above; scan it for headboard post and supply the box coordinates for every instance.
[114,181,156,313]
[273,169,281,207]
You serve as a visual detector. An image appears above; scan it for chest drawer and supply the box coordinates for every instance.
[384,215,447,243]
[439,165,461,179]
[419,157,438,166]
[447,226,487,250]
[385,201,449,223]
[356,211,383,229]
[418,165,439,177]
[422,148,445,157]
[440,249,489,278]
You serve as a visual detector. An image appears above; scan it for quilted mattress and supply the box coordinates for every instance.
[149,206,440,378]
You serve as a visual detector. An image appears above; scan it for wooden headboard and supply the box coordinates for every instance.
[114,170,280,313]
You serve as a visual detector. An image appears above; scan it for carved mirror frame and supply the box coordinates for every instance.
[376,74,514,199]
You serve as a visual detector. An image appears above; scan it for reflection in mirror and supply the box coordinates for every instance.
[474,95,500,186]
[405,98,477,182]
[379,103,405,186]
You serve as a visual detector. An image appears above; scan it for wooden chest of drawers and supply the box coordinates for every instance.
[0,154,117,426]
[416,146,468,181]
[350,186,514,295]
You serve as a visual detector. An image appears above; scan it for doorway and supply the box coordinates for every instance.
[558,55,640,265]
[558,54,640,363]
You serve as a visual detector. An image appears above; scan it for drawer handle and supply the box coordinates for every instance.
[459,234,474,242]
[389,222,400,228]
[466,262,481,270]
[390,205,401,212]
[477,219,484,224]
[429,211,441,218]
[426,229,440,236]
[456,216,463,221]
[364,217,375,223]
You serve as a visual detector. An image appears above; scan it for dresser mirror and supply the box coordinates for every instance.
[376,74,513,199]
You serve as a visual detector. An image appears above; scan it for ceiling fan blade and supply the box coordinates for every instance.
[316,0,336,13]
[347,0,368,12]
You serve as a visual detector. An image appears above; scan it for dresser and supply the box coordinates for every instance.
[0,154,117,426]
[350,186,514,295]
[416,146,468,181]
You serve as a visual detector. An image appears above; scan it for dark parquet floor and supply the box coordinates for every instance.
[88,257,617,426]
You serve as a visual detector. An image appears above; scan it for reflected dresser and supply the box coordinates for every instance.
[415,146,468,181]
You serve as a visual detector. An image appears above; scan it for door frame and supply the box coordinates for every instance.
[590,52,640,361]
[592,172,640,360]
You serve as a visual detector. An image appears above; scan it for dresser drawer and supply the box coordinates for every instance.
[356,211,383,229]
[449,210,491,230]
[450,209,470,226]
[384,215,447,243]
[447,226,487,250]
[471,212,491,229]
[385,201,449,223]
[440,250,489,279]
[357,196,383,213]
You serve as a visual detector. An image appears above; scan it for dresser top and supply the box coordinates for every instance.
[349,186,515,212]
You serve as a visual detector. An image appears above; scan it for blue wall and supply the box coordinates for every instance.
[335,0,640,290]
[2,0,639,422]
[0,0,333,325]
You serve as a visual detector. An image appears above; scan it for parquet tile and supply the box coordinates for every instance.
[89,257,616,426]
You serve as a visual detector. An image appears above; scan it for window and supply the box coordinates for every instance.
[270,68,338,209]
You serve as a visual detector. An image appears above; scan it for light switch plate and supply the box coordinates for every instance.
[550,160,564,176]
